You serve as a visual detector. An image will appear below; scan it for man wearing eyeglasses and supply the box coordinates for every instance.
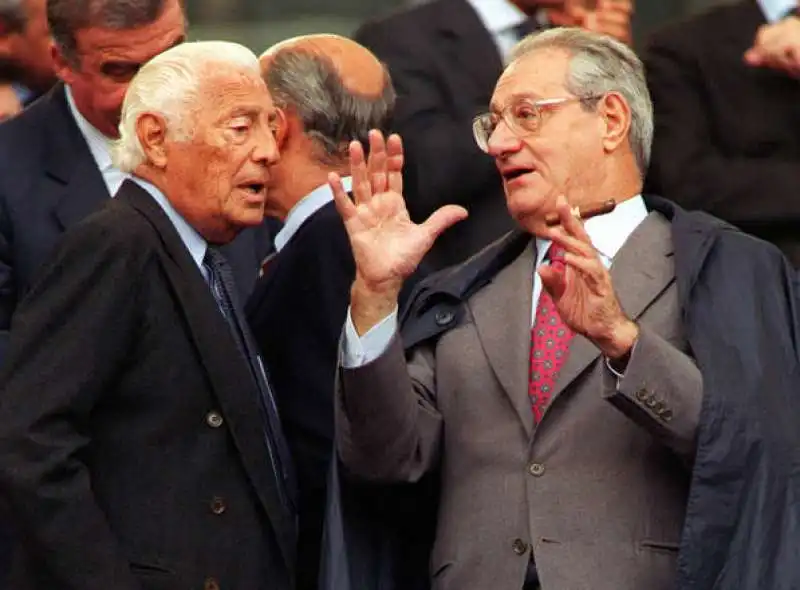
[325,26,800,590]
[354,0,633,272]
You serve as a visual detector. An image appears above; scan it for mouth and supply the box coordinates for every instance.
[501,167,537,184]
[238,182,266,199]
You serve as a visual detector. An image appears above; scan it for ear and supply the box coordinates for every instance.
[50,41,76,85]
[272,106,292,149]
[136,113,169,168]
[598,91,632,155]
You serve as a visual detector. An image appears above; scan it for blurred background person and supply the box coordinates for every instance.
[0,0,55,107]
[246,34,396,590]
[645,0,800,267]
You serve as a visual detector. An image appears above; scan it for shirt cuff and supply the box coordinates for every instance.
[341,306,399,368]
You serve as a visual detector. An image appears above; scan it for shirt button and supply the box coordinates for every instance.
[528,462,545,477]
[206,411,224,428]
[210,496,227,515]
[204,577,220,590]
[512,538,529,555]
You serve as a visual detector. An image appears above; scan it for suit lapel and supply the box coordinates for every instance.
[436,0,504,105]
[469,239,536,437]
[549,212,675,401]
[41,84,110,230]
[119,182,296,570]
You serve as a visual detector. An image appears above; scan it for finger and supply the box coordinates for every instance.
[546,227,597,259]
[420,205,468,241]
[538,264,567,301]
[597,0,633,15]
[328,172,357,221]
[552,196,594,248]
[367,129,388,194]
[349,140,370,205]
[386,133,404,195]
[563,251,607,289]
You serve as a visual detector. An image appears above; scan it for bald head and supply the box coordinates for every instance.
[259,34,395,165]
[261,34,385,97]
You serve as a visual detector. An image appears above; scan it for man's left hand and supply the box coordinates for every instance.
[539,196,638,360]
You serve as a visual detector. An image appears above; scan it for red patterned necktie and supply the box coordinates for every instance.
[529,247,575,424]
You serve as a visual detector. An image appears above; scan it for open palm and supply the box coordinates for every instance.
[330,131,467,293]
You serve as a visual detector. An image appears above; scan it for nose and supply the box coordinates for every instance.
[486,119,523,159]
[252,123,280,166]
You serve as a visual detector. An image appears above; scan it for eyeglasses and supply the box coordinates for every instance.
[472,95,602,153]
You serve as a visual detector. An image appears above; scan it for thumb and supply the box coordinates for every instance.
[421,205,468,241]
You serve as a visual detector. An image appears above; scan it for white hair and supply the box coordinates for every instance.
[510,27,653,176]
[111,41,261,173]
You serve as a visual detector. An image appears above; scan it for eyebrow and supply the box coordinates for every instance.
[490,92,544,112]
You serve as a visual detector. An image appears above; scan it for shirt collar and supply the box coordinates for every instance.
[465,0,529,35]
[64,85,115,171]
[130,177,208,272]
[274,176,353,252]
[757,0,797,23]
[535,194,649,263]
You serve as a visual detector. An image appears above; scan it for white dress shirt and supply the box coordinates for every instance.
[64,86,127,196]
[274,177,353,252]
[465,0,545,62]
[342,195,649,368]
[757,0,797,22]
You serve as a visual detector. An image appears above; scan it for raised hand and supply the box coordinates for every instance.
[329,130,467,334]
[538,196,638,360]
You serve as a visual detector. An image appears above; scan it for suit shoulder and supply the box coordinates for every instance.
[647,2,741,51]
[0,104,46,170]
[355,0,447,40]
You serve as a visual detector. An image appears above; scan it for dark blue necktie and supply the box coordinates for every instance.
[203,247,296,512]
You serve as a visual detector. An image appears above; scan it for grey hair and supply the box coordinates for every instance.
[111,40,260,173]
[510,27,653,175]
[47,0,180,62]
[0,0,26,32]
[265,49,396,165]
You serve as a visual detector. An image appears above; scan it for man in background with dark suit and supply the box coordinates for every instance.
[0,0,274,363]
[0,40,296,590]
[645,0,800,266]
[354,0,632,270]
[245,34,395,590]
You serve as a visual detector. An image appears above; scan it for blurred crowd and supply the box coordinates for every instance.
[0,1,798,590]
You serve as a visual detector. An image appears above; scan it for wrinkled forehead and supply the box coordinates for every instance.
[197,69,273,120]
[491,48,572,111]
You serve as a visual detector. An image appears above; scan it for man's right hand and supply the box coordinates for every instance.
[329,130,467,335]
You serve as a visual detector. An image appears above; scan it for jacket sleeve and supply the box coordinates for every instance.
[354,23,501,219]
[0,221,146,590]
[336,335,443,483]
[603,327,703,462]
[0,185,15,365]
[644,31,800,224]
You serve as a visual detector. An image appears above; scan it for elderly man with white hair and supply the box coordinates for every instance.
[0,40,296,590]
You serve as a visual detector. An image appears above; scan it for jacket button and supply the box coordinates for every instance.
[210,496,227,515]
[204,578,220,590]
[646,397,659,409]
[528,462,545,477]
[635,388,648,401]
[435,310,454,326]
[661,409,674,423]
[511,538,529,556]
[206,411,224,428]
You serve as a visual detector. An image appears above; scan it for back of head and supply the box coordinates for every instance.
[0,0,26,36]
[510,27,653,176]
[263,36,396,166]
[112,40,260,173]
